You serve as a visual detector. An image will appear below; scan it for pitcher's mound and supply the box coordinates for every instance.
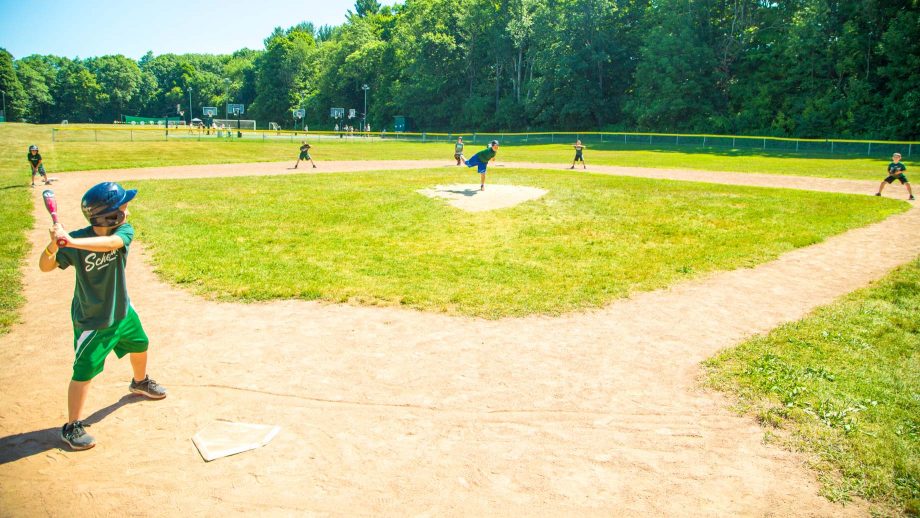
[418,184,547,212]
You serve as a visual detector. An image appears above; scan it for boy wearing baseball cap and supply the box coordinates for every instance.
[876,152,914,200]
[464,140,499,191]
[39,182,166,450]
[294,141,317,169]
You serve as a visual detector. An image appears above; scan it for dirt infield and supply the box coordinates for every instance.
[1,161,917,516]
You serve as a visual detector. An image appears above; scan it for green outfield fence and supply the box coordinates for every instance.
[51,126,916,157]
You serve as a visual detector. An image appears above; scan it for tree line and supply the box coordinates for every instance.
[0,0,917,139]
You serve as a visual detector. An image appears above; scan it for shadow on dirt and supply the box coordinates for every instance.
[0,394,145,463]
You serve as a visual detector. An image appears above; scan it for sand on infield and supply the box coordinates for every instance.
[2,160,917,516]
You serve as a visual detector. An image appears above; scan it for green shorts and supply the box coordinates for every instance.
[885,173,908,184]
[299,151,311,160]
[72,306,149,381]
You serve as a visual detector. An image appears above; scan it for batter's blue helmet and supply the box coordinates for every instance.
[81,182,137,227]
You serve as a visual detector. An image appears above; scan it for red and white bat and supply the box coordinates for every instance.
[42,190,69,247]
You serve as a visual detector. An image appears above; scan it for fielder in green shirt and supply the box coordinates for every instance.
[875,152,914,200]
[454,137,465,165]
[39,182,167,451]
[464,140,500,191]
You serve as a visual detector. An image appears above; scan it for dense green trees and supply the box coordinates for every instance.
[0,49,28,121]
[4,0,919,139]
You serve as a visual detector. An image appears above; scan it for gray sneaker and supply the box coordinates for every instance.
[129,376,167,399]
[61,421,95,450]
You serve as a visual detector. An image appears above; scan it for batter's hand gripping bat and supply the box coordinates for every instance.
[42,190,69,247]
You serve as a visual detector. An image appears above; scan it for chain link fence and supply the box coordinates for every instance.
[51,127,915,157]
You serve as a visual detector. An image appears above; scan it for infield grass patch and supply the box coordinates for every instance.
[0,124,49,333]
[130,168,907,318]
[706,259,920,516]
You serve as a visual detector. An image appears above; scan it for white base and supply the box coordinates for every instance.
[192,421,281,462]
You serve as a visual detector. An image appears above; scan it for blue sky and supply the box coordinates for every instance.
[0,0,400,60]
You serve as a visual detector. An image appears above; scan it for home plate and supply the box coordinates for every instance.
[418,184,547,212]
[192,421,281,462]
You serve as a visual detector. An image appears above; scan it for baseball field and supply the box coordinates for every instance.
[0,123,917,516]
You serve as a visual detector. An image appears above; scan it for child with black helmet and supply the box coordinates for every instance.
[464,140,499,191]
[39,182,166,451]
[27,145,50,187]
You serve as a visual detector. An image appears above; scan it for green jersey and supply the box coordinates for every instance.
[455,142,464,154]
[888,162,906,175]
[27,152,42,167]
[55,223,135,329]
[474,147,496,162]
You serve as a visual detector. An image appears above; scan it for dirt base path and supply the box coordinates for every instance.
[2,161,918,516]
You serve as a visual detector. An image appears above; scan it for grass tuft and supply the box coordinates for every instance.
[706,259,920,516]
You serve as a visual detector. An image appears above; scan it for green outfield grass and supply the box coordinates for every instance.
[510,144,912,181]
[0,125,50,333]
[0,122,912,332]
[129,168,907,318]
[47,133,911,181]
[705,259,920,516]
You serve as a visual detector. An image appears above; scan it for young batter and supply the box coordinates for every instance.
[39,182,166,450]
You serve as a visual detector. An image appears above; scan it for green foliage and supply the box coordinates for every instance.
[251,27,316,123]
[351,0,382,18]
[0,48,27,121]
[52,60,104,122]
[706,259,920,515]
[878,7,920,141]
[14,56,57,122]
[86,55,144,122]
[626,0,721,131]
[4,3,920,138]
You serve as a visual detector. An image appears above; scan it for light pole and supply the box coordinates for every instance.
[187,86,193,126]
[1,90,5,121]
[362,84,369,131]
[223,78,230,118]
